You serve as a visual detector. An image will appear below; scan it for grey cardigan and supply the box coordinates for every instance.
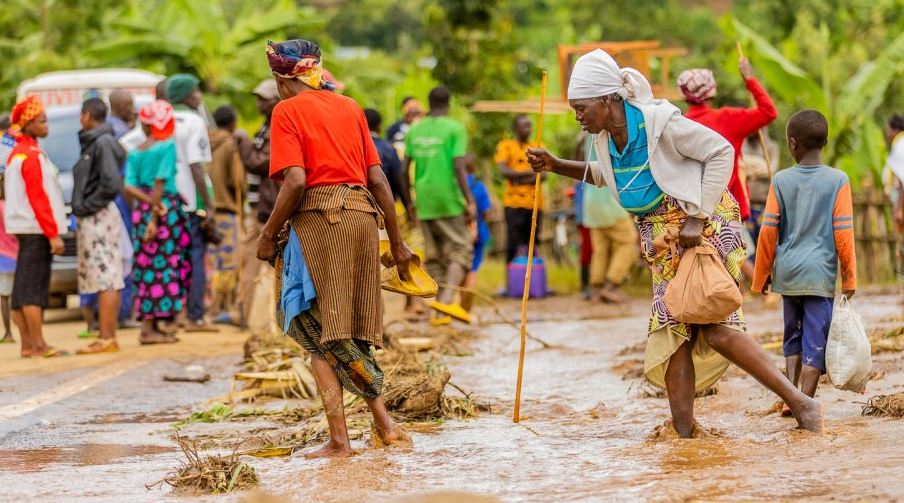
[588,99,734,218]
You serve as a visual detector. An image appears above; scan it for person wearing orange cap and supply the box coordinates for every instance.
[4,96,68,358]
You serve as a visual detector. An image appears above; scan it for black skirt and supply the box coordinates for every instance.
[12,234,52,309]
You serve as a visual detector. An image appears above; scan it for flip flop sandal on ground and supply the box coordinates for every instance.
[77,330,100,339]
[76,339,120,355]
[40,348,70,358]
[429,302,472,324]
[0,336,15,344]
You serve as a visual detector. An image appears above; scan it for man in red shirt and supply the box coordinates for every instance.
[678,57,777,222]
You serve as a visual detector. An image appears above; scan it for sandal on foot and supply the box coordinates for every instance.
[77,330,99,339]
[0,335,15,344]
[39,347,70,358]
[76,339,120,355]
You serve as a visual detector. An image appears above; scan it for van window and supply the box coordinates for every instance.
[40,107,81,173]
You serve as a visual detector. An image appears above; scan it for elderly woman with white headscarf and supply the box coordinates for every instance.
[527,49,822,437]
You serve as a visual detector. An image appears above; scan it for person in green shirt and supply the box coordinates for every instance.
[403,86,476,323]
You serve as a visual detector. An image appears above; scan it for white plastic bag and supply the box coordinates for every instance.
[825,296,872,392]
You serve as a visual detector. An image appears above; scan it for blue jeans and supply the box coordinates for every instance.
[188,214,207,322]
[782,295,834,373]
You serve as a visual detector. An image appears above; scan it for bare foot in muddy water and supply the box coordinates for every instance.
[304,440,353,459]
[791,397,825,434]
[371,423,413,448]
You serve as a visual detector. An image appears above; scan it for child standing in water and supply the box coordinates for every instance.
[753,109,857,407]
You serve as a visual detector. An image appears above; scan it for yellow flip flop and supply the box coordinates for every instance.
[429,302,472,324]
[430,315,452,327]
[379,241,438,298]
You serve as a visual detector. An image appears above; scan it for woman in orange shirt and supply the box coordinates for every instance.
[256,39,414,458]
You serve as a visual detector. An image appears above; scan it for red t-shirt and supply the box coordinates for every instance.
[685,77,777,221]
[268,91,380,187]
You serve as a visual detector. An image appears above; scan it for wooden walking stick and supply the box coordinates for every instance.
[513,70,547,423]
[736,41,774,179]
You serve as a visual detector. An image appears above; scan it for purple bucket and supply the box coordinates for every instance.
[506,257,548,298]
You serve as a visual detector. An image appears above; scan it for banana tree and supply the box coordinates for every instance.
[85,0,323,96]
[727,16,904,186]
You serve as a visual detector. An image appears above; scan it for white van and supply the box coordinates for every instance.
[16,69,165,304]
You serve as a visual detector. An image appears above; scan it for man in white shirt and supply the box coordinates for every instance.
[167,74,216,331]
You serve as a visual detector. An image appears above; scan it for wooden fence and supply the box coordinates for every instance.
[854,187,900,284]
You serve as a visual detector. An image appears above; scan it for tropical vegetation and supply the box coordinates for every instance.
[1,0,902,185]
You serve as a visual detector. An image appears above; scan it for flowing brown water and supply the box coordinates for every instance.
[252,295,904,502]
[1,295,901,501]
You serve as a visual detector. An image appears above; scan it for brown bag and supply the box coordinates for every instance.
[663,240,743,325]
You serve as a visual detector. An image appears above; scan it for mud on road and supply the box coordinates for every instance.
[0,293,902,502]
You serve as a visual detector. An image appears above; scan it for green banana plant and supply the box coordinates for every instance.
[727,16,904,186]
[85,0,322,95]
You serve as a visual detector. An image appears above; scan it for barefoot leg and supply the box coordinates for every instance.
[460,271,478,312]
[664,334,696,438]
[97,290,120,342]
[701,325,823,433]
[22,306,48,353]
[2,295,13,340]
[784,355,802,387]
[799,365,821,398]
[13,309,32,355]
[364,395,410,447]
[306,357,353,459]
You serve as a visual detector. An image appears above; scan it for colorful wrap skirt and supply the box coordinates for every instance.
[131,191,191,320]
[638,192,747,392]
[286,305,384,399]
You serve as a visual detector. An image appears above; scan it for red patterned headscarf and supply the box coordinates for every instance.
[10,95,45,131]
[139,100,175,140]
[266,39,336,91]
[677,69,717,105]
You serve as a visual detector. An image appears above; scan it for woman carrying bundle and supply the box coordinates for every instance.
[526,49,823,436]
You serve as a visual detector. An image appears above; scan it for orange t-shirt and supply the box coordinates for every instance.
[269,91,380,187]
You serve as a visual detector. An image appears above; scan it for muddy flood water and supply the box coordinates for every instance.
[1,293,902,502]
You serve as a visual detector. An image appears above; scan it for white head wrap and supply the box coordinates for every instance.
[567,49,654,103]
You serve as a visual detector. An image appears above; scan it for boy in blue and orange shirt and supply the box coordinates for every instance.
[753,109,857,403]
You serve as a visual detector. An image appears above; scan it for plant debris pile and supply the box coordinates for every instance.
[152,435,258,494]
[861,392,904,418]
